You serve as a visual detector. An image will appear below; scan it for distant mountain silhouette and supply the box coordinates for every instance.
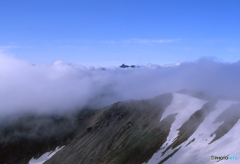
[119,64,137,68]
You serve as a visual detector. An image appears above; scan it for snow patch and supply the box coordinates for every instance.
[147,93,206,164]
[164,100,240,164]
[160,93,207,148]
[149,100,239,164]
[29,146,65,164]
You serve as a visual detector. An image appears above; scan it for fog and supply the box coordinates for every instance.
[1,54,240,118]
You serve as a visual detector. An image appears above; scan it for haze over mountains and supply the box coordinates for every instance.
[1,54,240,164]
[1,0,239,163]
[1,90,240,164]
[1,54,240,118]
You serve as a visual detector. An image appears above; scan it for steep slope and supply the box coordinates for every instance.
[46,92,240,164]
[45,93,173,164]
[29,146,65,164]
[1,91,239,164]
[0,109,96,164]
[147,98,240,164]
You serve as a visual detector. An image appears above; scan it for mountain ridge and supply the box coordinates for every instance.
[0,91,239,164]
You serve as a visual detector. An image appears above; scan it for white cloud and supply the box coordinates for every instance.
[101,39,180,44]
[205,39,225,44]
[123,38,181,44]
[0,45,29,54]
[0,54,240,118]
[58,46,88,50]
[0,45,21,53]
[0,45,20,49]
[101,40,115,44]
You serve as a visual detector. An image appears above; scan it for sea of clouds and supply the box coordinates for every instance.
[1,54,240,118]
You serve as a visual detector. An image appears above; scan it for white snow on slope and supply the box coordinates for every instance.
[160,93,207,149]
[167,120,240,164]
[147,98,240,164]
[164,100,239,164]
[29,146,64,164]
[147,93,206,164]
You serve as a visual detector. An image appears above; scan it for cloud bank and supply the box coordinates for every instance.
[1,54,240,118]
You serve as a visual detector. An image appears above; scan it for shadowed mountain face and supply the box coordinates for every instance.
[45,93,173,164]
[0,109,96,164]
[1,91,240,164]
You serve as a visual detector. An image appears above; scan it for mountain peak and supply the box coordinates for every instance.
[119,64,137,68]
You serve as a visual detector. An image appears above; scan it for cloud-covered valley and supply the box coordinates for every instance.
[1,54,240,118]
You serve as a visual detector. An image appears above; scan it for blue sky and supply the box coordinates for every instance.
[0,0,239,66]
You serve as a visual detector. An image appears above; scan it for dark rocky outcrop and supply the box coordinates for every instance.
[119,64,137,68]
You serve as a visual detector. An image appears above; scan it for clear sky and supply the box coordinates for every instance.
[0,0,239,66]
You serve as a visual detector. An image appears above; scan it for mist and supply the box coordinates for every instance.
[1,54,240,118]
